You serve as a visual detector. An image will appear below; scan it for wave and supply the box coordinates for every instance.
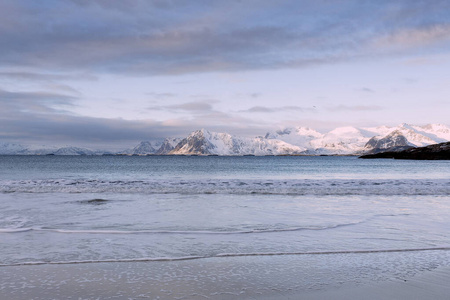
[1,178,449,195]
[0,221,364,235]
[77,198,111,205]
[2,247,449,267]
[0,228,32,233]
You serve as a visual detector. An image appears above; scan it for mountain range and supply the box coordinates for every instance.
[1,123,449,156]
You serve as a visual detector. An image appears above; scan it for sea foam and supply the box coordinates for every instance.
[1,178,449,195]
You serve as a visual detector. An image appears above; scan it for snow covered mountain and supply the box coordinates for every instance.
[264,127,322,153]
[365,130,412,150]
[51,147,96,155]
[0,143,97,155]
[120,138,182,155]
[168,129,306,155]
[156,138,183,154]
[361,123,450,153]
[122,141,163,155]
[169,129,234,155]
[1,123,449,155]
[168,123,450,156]
[0,142,28,155]
[308,126,372,154]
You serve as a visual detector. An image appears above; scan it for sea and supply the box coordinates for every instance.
[0,155,449,297]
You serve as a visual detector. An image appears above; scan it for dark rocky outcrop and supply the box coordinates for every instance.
[364,145,414,155]
[359,142,450,160]
[363,130,412,154]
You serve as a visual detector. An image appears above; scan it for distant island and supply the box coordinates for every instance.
[359,142,450,160]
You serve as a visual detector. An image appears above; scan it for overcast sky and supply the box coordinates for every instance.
[1,0,450,149]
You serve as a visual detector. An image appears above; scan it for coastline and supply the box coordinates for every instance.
[1,252,449,299]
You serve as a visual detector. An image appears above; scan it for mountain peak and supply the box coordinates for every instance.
[2,123,449,156]
[399,123,414,130]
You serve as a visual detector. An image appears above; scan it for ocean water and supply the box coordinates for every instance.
[1,155,450,295]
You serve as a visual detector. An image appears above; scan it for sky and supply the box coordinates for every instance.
[1,0,450,149]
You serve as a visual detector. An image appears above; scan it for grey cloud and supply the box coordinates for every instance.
[371,24,450,51]
[159,110,268,135]
[0,105,266,149]
[0,71,91,96]
[234,93,262,99]
[0,88,189,146]
[0,71,97,81]
[149,100,219,113]
[360,88,374,93]
[169,101,214,112]
[1,1,449,75]
[0,113,184,148]
[0,89,77,114]
[43,83,82,96]
[241,106,312,113]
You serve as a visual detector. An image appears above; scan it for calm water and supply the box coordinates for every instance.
[0,155,449,284]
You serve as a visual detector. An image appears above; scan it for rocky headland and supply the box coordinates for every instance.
[359,142,450,160]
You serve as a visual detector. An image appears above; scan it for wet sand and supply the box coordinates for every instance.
[263,267,450,300]
[0,255,449,299]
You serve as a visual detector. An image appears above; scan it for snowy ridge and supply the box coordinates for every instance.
[0,144,95,155]
[156,137,181,154]
[169,129,306,155]
[1,123,449,155]
[310,126,372,154]
[168,123,450,155]
[120,138,181,155]
[0,143,27,155]
[365,130,412,150]
[123,141,163,155]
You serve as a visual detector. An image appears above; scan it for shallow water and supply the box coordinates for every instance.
[0,155,449,284]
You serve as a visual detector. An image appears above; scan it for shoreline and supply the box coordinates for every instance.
[1,253,449,299]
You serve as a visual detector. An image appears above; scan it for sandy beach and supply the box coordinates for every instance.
[1,253,449,300]
[300,266,450,300]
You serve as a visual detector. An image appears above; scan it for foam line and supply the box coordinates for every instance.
[0,221,364,235]
[1,247,449,267]
[1,178,449,195]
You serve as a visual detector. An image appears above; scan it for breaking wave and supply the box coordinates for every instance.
[1,178,449,195]
[2,247,449,267]
[0,221,364,235]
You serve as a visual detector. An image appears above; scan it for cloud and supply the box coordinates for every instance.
[169,101,214,112]
[0,1,449,76]
[0,88,77,114]
[149,100,219,113]
[0,113,180,148]
[359,88,374,93]
[0,106,268,149]
[0,89,185,146]
[241,105,313,113]
[0,71,92,96]
[0,88,263,147]
[0,71,97,81]
[327,105,383,112]
[372,24,450,51]
[0,0,449,148]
